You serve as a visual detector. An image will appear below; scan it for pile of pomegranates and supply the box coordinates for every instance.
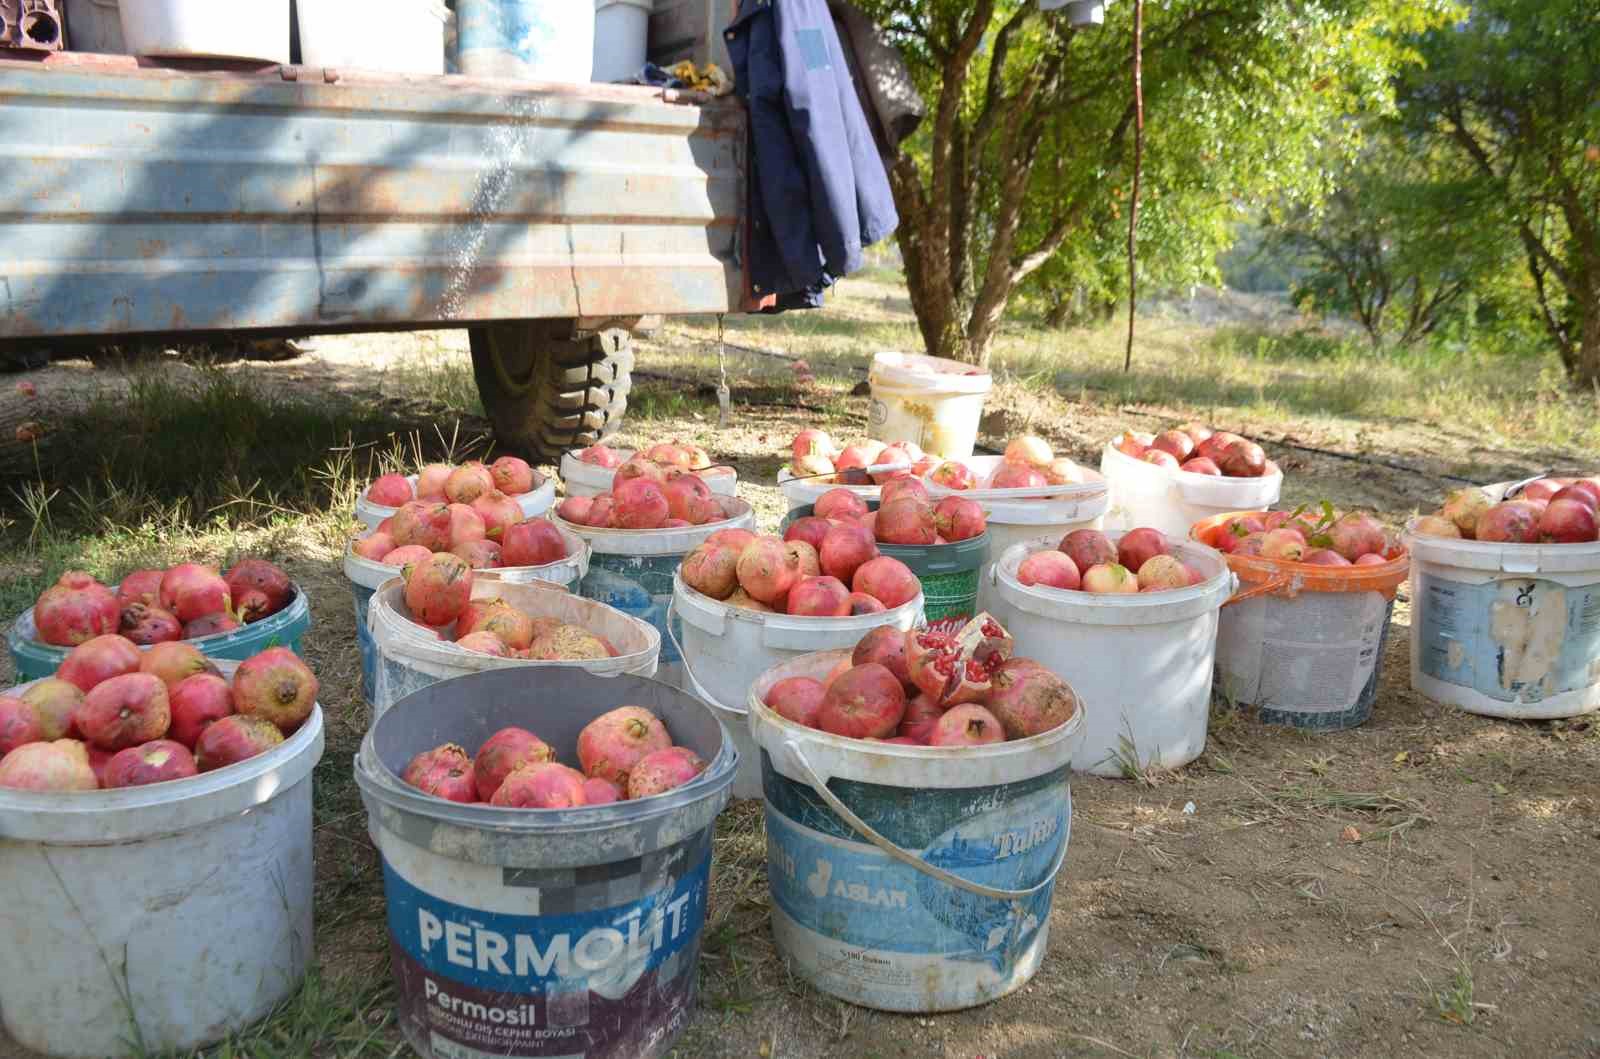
[355,491,568,569]
[1017,528,1209,593]
[442,595,623,660]
[1412,479,1600,544]
[762,614,1077,746]
[784,431,939,485]
[555,456,742,530]
[0,643,317,792]
[797,482,986,548]
[680,525,921,617]
[400,705,705,806]
[928,435,1085,491]
[32,560,295,648]
[575,440,720,475]
[1207,506,1400,565]
[1111,422,1275,479]
[365,457,543,512]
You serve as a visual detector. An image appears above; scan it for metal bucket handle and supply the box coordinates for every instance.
[781,736,1068,903]
[1221,573,1296,608]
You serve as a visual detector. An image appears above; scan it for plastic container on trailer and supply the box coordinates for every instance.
[1101,441,1282,539]
[668,571,924,798]
[748,650,1084,1012]
[355,472,556,532]
[344,524,590,706]
[1405,479,1600,719]
[297,0,449,75]
[63,0,126,53]
[0,663,325,1058]
[1192,511,1409,730]
[454,0,594,83]
[118,0,289,62]
[593,0,651,83]
[867,352,993,459]
[560,448,739,499]
[7,581,313,684]
[985,534,1234,776]
[355,667,736,1059]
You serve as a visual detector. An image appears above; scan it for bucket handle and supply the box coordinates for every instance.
[664,596,712,700]
[1221,573,1295,608]
[781,737,1068,903]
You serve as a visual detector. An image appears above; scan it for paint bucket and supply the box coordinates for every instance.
[356,474,556,532]
[455,0,594,82]
[985,534,1234,776]
[748,650,1083,1012]
[1192,512,1409,730]
[118,0,288,61]
[592,0,650,82]
[355,667,736,1059]
[866,352,993,459]
[1101,442,1283,539]
[560,449,738,499]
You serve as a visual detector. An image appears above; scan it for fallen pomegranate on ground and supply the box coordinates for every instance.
[680,527,921,615]
[363,458,545,510]
[1108,421,1280,479]
[1410,479,1600,544]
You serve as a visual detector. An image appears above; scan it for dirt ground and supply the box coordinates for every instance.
[4,316,1599,1059]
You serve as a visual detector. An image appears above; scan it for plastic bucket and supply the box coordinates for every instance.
[560,449,738,499]
[1101,442,1283,538]
[0,665,324,1058]
[344,526,590,706]
[668,572,924,798]
[558,500,758,679]
[368,578,660,719]
[867,352,993,459]
[355,667,735,1059]
[777,467,882,514]
[748,650,1083,1012]
[7,581,313,684]
[593,0,650,82]
[455,0,594,82]
[298,0,448,74]
[1405,481,1600,719]
[118,0,289,61]
[1192,512,1409,730]
[986,534,1234,777]
[356,474,555,532]
[64,0,126,52]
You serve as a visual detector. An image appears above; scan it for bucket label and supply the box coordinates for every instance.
[581,557,683,663]
[1416,572,1600,703]
[383,850,707,1058]
[1215,592,1390,715]
[917,569,980,629]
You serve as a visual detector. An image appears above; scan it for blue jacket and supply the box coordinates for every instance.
[726,0,899,309]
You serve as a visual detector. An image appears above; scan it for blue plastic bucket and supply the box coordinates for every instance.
[6,582,312,683]
[454,0,594,82]
[747,650,1084,1012]
[355,667,736,1059]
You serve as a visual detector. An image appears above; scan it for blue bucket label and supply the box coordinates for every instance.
[580,555,685,664]
[383,850,707,1058]
[1416,571,1600,703]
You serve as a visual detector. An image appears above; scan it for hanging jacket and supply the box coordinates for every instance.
[726,0,899,309]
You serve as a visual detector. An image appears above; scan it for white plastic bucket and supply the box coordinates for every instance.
[297,0,448,74]
[356,668,736,1059]
[593,0,650,82]
[986,535,1234,777]
[778,467,881,514]
[1406,483,1600,719]
[64,0,126,53]
[0,666,324,1058]
[867,352,993,459]
[748,650,1083,1012]
[455,0,594,82]
[367,578,660,718]
[669,573,925,798]
[1100,442,1282,539]
[355,473,555,531]
[118,0,289,61]
[560,449,739,499]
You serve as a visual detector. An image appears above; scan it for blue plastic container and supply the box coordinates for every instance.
[454,0,594,82]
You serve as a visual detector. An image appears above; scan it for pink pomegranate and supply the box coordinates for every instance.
[444,463,495,505]
[991,463,1049,489]
[581,777,624,804]
[1354,553,1388,567]
[167,673,234,748]
[1261,528,1306,562]
[929,461,977,490]
[1555,481,1600,510]
[354,533,396,561]
[183,613,241,639]
[195,714,284,771]
[1411,515,1460,538]
[490,456,537,495]
[1217,440,1268,478]
[1018,550,1080,590]
[1060,529,1117,573]
[20,678,81,739]
[34,571,121,647]
[1043,458,1082,486]
[663,474,720,525]
[933,497,986,542]
[120,603,182,645]
[392,501,454,551]
[1180,457,1222,475]
[452,539,503,569]
[1302,549,1353,567]
[834,442,884,473]
[645,442,691,469]
[792,429,837,461]
[86,745,113,786]
[1137,555,1190,590]
[870,444,917,485]
[682,443,713,470]
[579,445,624,469]
[785,516,834,552]
[787,575,852,617]
[928,704,1006,747]
[679,541,740,600]
[556,496,594,525]
[823,658,852,688]
[404,552,474,626]
[103,739,197,787]
[0,695,45,755]
[626,747,707,800]
[454,631,509,656]
[368,473,414,507]
[1196,431,1243,459]
[707,528,758,552]
[986,659,1079,738]
[818,524,879,584]
[611,477,670,529]
[1540,498,1599,543]
[897,694,942,743]
[613,457,666,489]
[1113,432,1149,458]
[1151,430,1195,461]
[765,676,828,727]
[1004,435,1053,469]
[815,488,869,522]
[233,647,319,733]
[1177,422,1214,446]
[792,451,837,477]
[77,673,170,751]
[59,634,142,692]
[415,463,453,499]
[501,518,567,567]
[1521,478,1564,502]
[159,563,232,624]
[737,538,804,605]
[477,607,537,650]
[441,503,486,550]
[1477,501,1541,543]
[117,569,165,608]
[1082,563,1138,594]
[875,498,937,545]
[784,539,821,578]
[0,740,98,791]
[1328,513,1387,561]
[577,706,672,785]
[847,592,887,615]
[401,743,478,802]
[1117,528,1169,572]
[818,663,905,739]
[1141,450,1181,470]
[851,556,919,609]
[383,544,435,569]
[880,477,930,507]
[464,492,517,542]
[1440,488,1492,538]
[473,727,557,801]
[139,641,216,687]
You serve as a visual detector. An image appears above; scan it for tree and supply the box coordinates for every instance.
[1396,0,1600,382]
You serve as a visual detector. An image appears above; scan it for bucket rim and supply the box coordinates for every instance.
[1101,441,1285,496]
[344,524,590,589]
[551,499,756,553]
[989,534,1236,625]
[1402,512,1600,573]
[868,351,993,395]
[1190,510,1409,595]
[8,581,312,657]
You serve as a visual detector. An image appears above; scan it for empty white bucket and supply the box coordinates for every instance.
[593,0,650,82]
[118,0,289,61]
[560,448,739,498]
[455,0,594,82]
[1100,442,1283,538]
[867,352,993,459]
[297,0,448,74]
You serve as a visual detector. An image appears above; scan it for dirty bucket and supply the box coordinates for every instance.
[986,534,1234,777]
[344,526,590,706]
[455,0,594,82]
[368,578,660,719]
[1193,511,1409,730]
[63,0,126,52]
[7,580,313,684]
[560,449,738,499]
[1101,441,1283,538]
[1406,483,1600,719]
[297,0,449,74]
[867,352,993,459]
[355,667,736,1059]
[668,571,924,798]
[356,474,555,532]
[0,664,324,1058]
[558,500,758,683]
[749,650,1083,1012]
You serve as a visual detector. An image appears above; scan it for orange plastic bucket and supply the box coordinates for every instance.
[1190,511,1409,729]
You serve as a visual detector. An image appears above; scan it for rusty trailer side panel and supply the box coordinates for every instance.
[0,58,744,340]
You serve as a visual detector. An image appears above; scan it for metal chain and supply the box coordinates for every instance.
[715,313,732,427]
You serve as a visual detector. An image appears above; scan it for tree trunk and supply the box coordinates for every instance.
[1044,297,1073,329]
[1576,288,1600,389]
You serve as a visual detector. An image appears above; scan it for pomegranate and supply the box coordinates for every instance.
[1060,529,1117,572]
[444,463,495,505]
[682,541,742,600]
[682,443,713,471]
[818,524,879,584]
[1440,488,1491,538]
[1043,458,1082,486]
[1117,528,1170,572]
[159,563,232,623]
[1003,435,1053,469]
[167,673,234,748]
[1137,555,1190,590]
[1476,501,1541,543]
[103,740,197,788]
[183,613,242,639]
[401,743,478,802]
[583,495,617,527]
[823,658,852,688]
[765,676,828,727]
[77,673,170,751]
[368,473,414,507]
[1521,478,1564,502]
[815,488,869,522]
[382,544,435,569]
[1303,549,1353,566]
[477,606,537,650]
[784,516,833,552]
[933,496,986,542]
[0,695,45,755]
[707,527,758,552]
[737,538,804,605]
[457,631,511,656]
[117,569,165,608]
[928,704,1006,746]
[1180,457,1222,476]
[1196,430,1243,458]
[195,714,284,771]
[1113,432,1150,458]
[817,663,906,739]
[663,474,719,524]
[1232,533,1267,557]
[905,630,960,701]
[474,487,527,537]
[438,503,484,550]
[59,634,142,692]
[557,496,595,524]
[0,740,98,791]
[792,429,837,461]
[787,575,852,617]
[986,658,1078,738]
[577,706,672,785]
[1177,422,1214,446]
[1018,550,1080,590]
[120,603,182,645]
[1354,553,1388,567]
[1151,430,1195,462]
[490,456,537,495]
[34,571,121,647]
[612,477,670,529]
[875,497,937,545]
[645,442,690,468]
[501,518,567,567]
[725,589,773,612]
[853,625,914,689]
[403,552,474,626]
[929,461,978,490]
[139,641,216,687]
[452,539,502,569]
[835,442,885,473]
[870,443,917,485]
[578,445,624,468]
[354,533,396,561]
[1554,481,1600,510]
[1539,498,1599,543]
[1217,440,1268,478]
[1140,450,1180,470]
[233,647,319,733]
[1082,563,1138,594]
[991,463,1049,489]
[392,501,454,551]
[19,678,81,739]
[582,777,624,804]
[897,694,942,743]
[846,592,888,614]
[785,536,821,580]
[1411,515,1460,538]
[227,559,294,625]
[527,624,611,661]
[852,557,919,609]
[1327,513,1386,561]
[416,463,453,500]
[473,727,556,801]
[880,477,930,506]
[1260,528,1306,562]
[613,457,666,489]
[626,747,707,799]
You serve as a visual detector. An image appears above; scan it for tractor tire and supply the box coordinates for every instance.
[469,320,633,463]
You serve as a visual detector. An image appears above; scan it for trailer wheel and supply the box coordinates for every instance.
[469,321,633,463]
